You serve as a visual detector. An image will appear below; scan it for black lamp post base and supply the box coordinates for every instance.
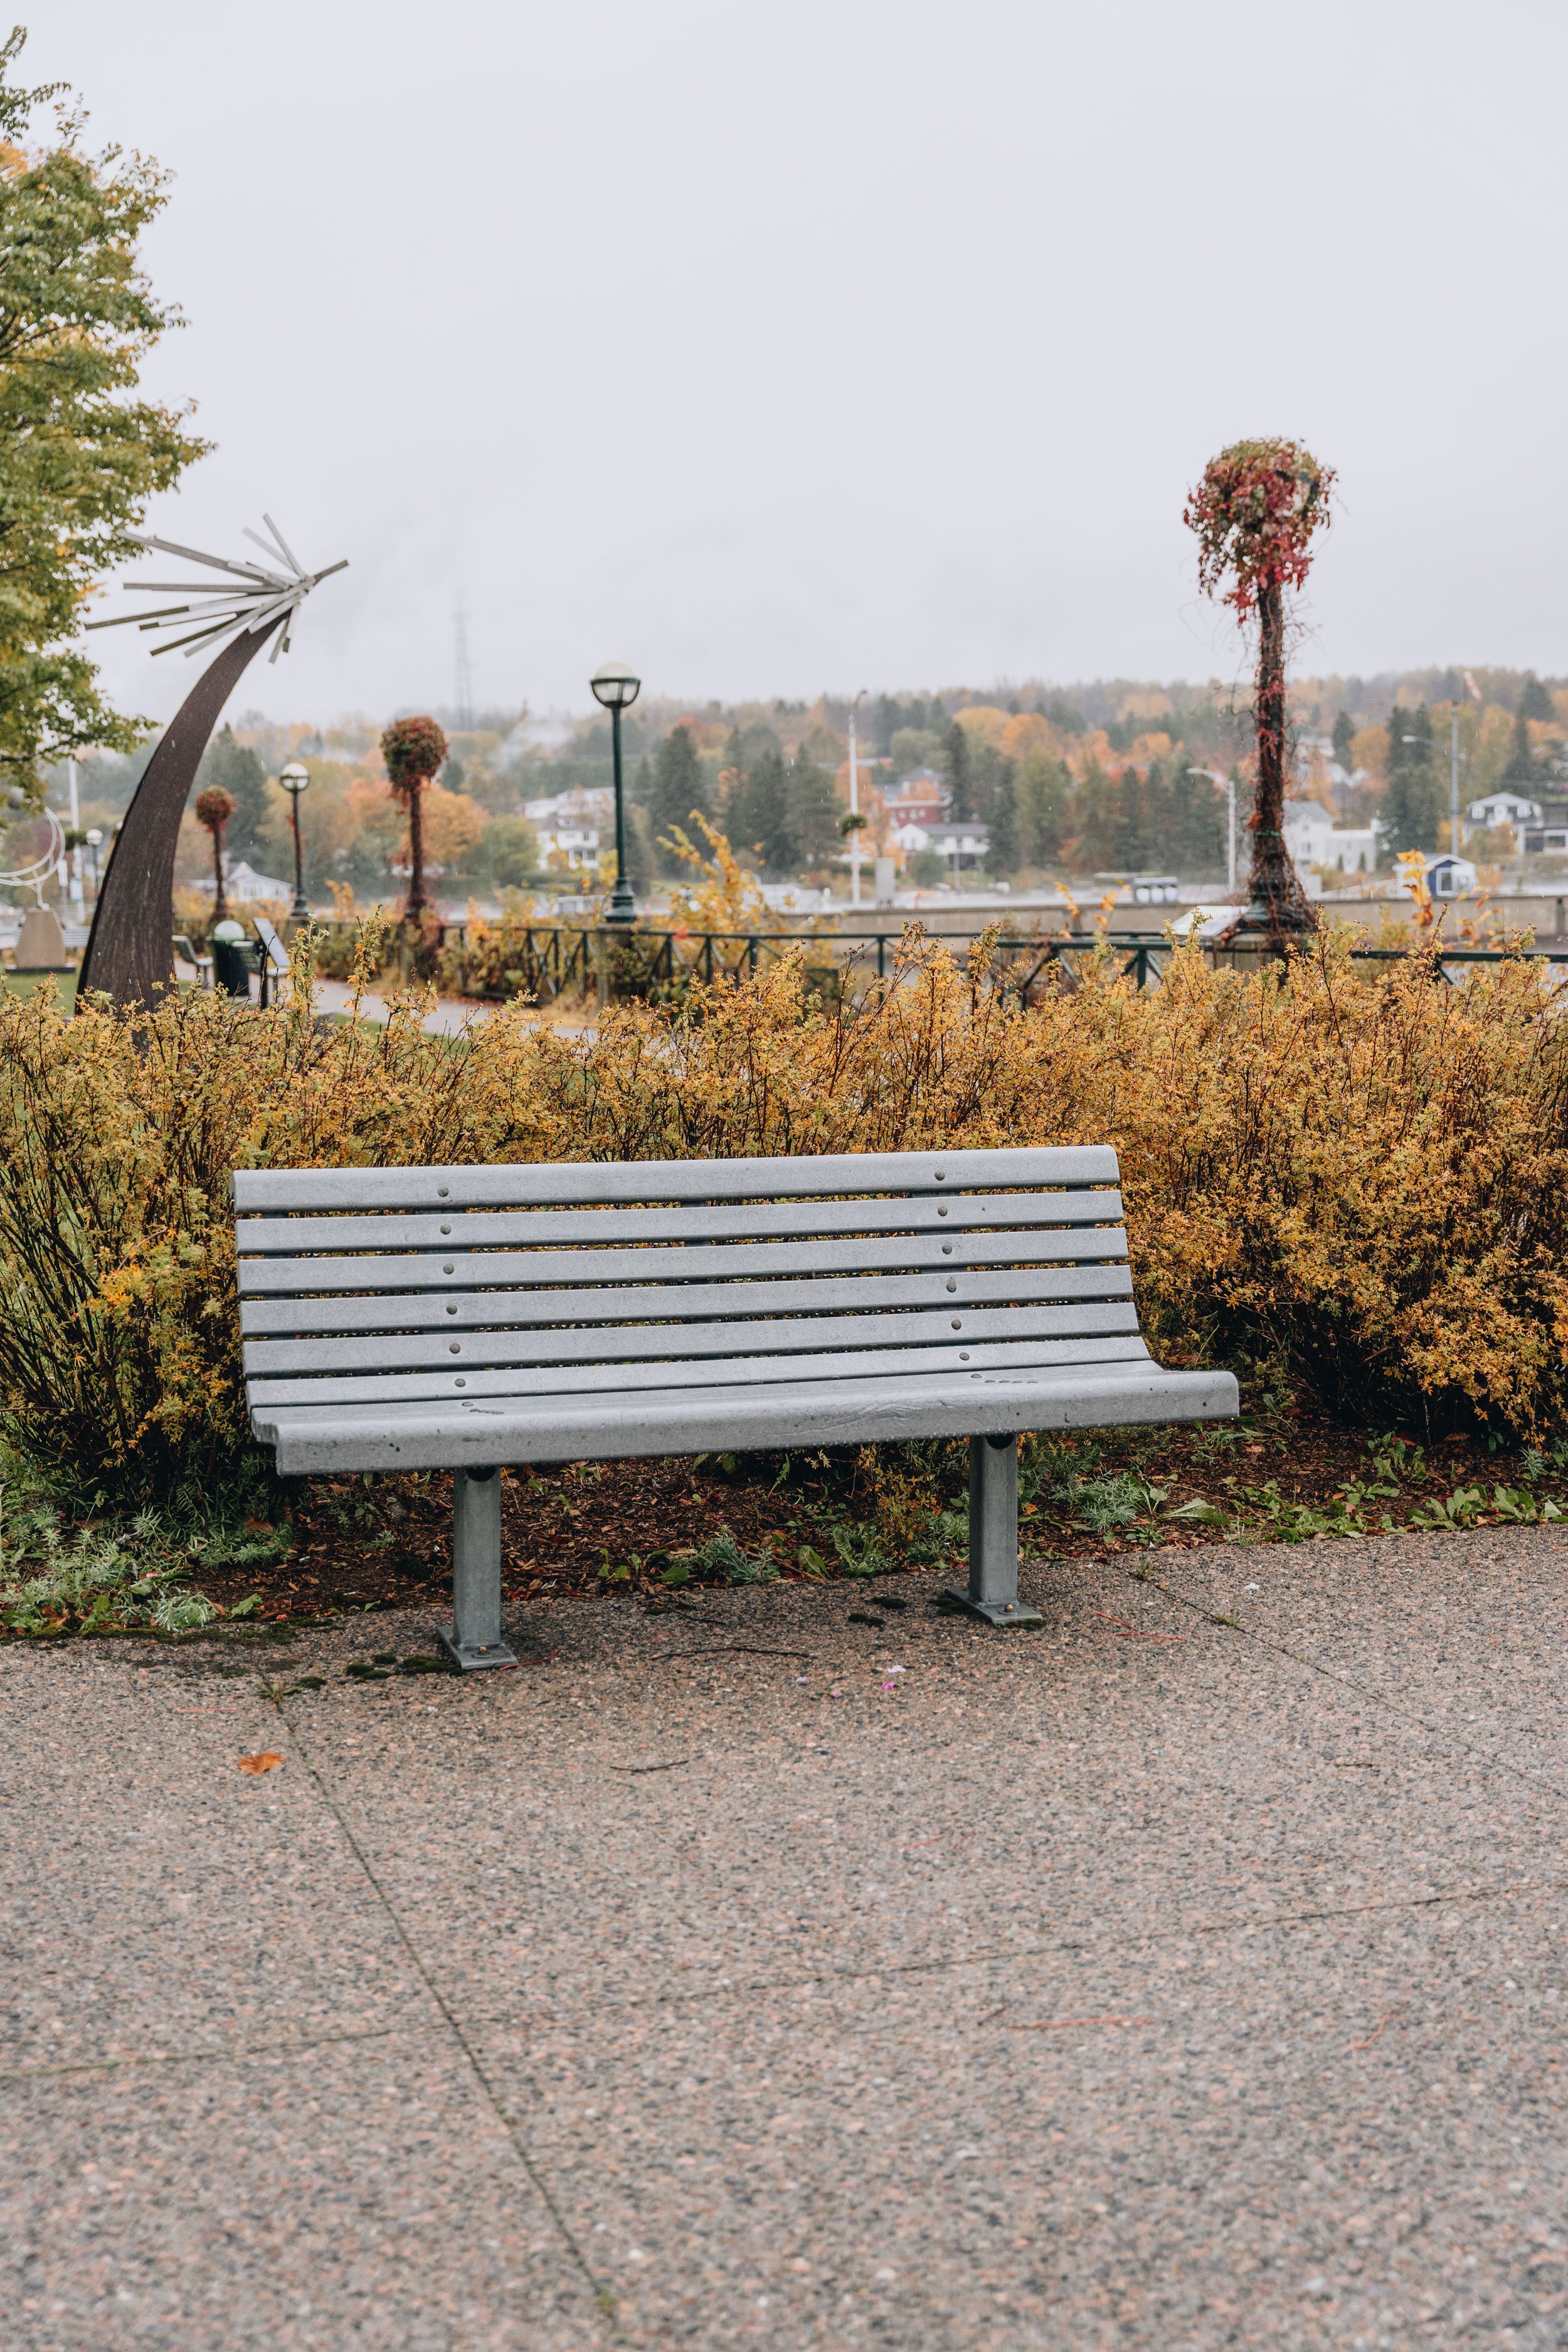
[605,878,637,925]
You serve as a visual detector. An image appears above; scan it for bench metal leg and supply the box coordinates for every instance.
[942,1434,1044,1628]
[438,1469,518,1671]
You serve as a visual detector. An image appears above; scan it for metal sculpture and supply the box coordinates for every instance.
[0,802,65,908]
[76,517,346,1009]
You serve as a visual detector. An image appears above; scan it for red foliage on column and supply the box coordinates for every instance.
[1184,440,1334,947]
[380,715,449,921]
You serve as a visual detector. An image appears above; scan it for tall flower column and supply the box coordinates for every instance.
[1184,439,1335,947]
[381,715,449,922]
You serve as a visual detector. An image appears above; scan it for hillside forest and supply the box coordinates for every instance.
[42,665,1568,907]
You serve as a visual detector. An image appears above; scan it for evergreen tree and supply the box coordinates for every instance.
[742,742,794,870]
[630,751,655,807]
[648,724,708,868]
[194,724,268,857]
[1110,767,1147,868]
[987,773,1019,875]
[625,803,654,894]
[789,744,841,869]
[1382,704,1443,856]
[1332,709,1357,773]
[1502,712,1540,788]
[1170,763,1226,876]
[1015,749,1068,866]
[1142,756,1176,865]
[1519,674,1555,723]
[1071,761,1116,872]
[969,739,1010,824]
[943,719,973,819]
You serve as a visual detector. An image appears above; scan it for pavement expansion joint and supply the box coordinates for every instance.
[453,1869,1559,2038]
[1120,1558,1568,1803]
[270,1694,622,2332]
[0,2020,416,2087]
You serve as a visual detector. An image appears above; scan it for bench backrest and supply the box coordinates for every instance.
[233,1146,1146,1418]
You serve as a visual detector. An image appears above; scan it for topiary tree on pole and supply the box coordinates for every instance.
[194,785,234,925]
[381,714,448,921]
[1184,438,1334,946]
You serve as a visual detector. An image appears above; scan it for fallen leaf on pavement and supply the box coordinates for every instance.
[236,1751,284,1775]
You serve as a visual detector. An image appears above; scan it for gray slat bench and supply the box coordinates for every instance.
[234,1147,1237,1668]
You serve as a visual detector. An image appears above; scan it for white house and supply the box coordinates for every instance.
[522,786,613,869]
[888,818,992,872]
[1282,798,1382,876]
[1466,790,1540,847]
[1319,824,1381,876]
[193,858,292,905]
[899,820,990,872]
[1281,798,1337,868]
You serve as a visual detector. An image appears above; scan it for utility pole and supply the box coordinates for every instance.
[1187,767,1237,894]
[453,601,474,734]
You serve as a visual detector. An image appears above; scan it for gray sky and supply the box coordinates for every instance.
[33,0,1568,726]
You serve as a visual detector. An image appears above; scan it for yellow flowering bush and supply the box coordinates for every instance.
[1,926,1565,1498]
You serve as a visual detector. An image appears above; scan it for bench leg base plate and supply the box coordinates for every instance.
[437,1630,519,1672]
[938,1587,1045,1629]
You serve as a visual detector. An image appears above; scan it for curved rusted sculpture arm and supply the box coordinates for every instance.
[76,615,284,1012]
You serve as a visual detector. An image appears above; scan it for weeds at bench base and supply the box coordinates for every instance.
[4,1361,1568,1639]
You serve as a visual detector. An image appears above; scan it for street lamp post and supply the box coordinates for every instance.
[278,761,311,923]
[590,662,641,926]
[847,689,868,908]
[85,829,103,901]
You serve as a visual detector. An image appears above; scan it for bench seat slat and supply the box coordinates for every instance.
[242,1298,1142,1378]
[232,1188,1126,1256]
[239,1264,1135,1348]
[236,1224,1130,1302]
[244,1333,1155,1411]
[252,1359,1236,1475]
[231,1144,1119,1216]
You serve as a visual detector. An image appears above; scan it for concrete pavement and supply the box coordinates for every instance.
[4,1528,1568,2347]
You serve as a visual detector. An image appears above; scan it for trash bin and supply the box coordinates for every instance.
[210,919,253,999]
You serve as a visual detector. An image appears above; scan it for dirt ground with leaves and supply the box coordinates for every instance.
[5,1364,1565,1642]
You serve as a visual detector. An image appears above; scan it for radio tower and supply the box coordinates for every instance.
[452,601,474,733]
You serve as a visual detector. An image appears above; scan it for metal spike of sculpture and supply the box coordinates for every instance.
[75,517,347,1009]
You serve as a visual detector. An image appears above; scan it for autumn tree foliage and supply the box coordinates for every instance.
[1185,438,1334,943]
[194,786,233,923]
[379,714,448,918]
[0,32,207,794]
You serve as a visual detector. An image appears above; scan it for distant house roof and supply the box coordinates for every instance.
[1467,790,1540,822]
[884,767,950,821]
[196,859,290,903]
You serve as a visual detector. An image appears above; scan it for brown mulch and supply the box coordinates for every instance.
[183,1398,1561,1628]
[194,1453,814,1623]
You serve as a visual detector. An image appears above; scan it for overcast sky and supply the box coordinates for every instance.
[32,1,1568,726]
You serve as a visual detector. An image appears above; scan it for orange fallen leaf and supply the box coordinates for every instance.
[236,1751,283,1776]
[1349,2007,1402,2051]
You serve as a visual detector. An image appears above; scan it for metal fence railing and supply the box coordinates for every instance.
[220,918,1568,1010]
